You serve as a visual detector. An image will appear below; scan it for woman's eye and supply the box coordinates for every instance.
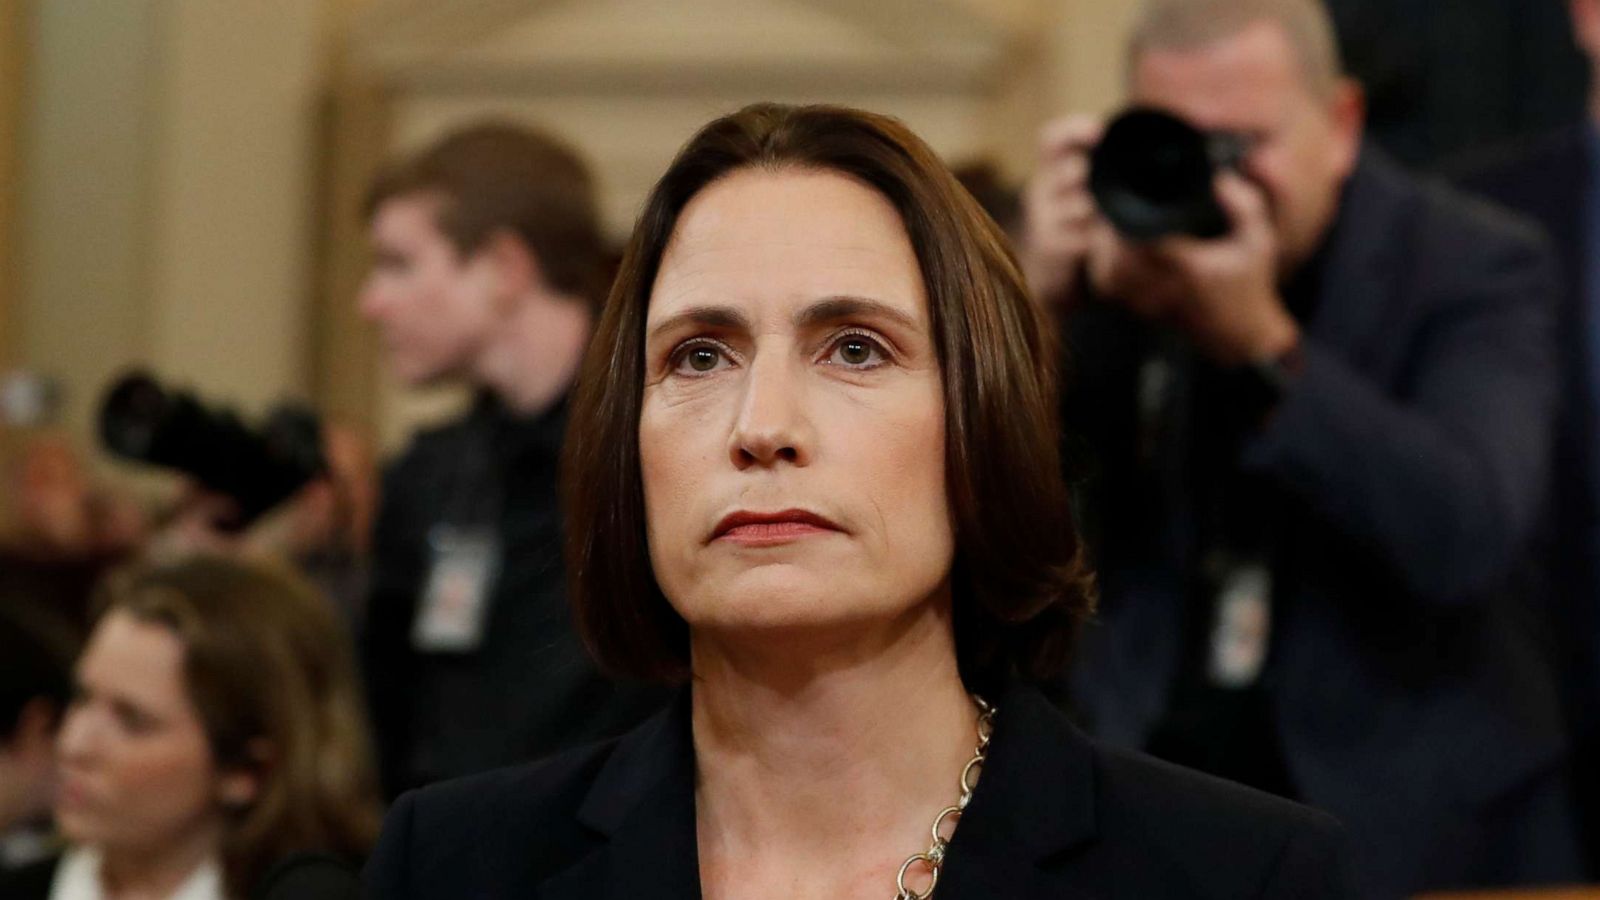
[114,705,154,736]
[824,335,888,368]
[687,348,719,372]
[671,342,732,375]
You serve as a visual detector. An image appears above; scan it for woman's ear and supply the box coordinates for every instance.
[217,771,258,810]
[217,738,274,810]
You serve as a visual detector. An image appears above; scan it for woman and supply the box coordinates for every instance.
[366,103,1351,899]
[2,556,380,899]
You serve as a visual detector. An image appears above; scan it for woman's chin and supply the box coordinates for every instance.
[681,566,870,624]
[685,593,931,659]
[52,808,103,846]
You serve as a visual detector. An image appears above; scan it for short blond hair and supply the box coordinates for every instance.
[1128,0,1345,99]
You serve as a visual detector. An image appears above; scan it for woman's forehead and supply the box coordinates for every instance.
[79,610,190,711]
[647,168,928,326]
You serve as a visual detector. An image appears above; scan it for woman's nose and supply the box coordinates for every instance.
[728,352,812,469]
[55,705,99,767]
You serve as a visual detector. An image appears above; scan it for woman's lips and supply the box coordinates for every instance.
[720,521,834,545]
[712,509,843,546]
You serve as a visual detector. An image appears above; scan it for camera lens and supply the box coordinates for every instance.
[1089,108,1234,240]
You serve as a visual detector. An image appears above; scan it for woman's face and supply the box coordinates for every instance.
[640,167,953,642]
[55,611,234,856]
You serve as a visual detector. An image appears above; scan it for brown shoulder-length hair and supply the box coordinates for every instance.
[564,102,1096,689]
[91,556,381,898]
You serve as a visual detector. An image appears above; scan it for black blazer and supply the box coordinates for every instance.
[1452,124,1600,872]
[1451,124,1597,665]
[364,682,1352,899]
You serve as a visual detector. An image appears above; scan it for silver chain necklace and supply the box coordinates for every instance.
[892,695,996,900]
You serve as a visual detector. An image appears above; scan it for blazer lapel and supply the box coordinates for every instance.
[936,683,1100,899]
[538,691,702,900]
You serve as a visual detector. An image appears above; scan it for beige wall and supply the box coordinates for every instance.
[0,0,28,369]
[17,0,165,443]
[144,0,327,412]
[1046,0,1141,117]
[16,0,329,457]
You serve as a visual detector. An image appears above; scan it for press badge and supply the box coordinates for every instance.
[1207,564,1272,688]
[412,525,502,653]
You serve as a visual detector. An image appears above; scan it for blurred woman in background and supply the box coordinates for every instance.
[0,556,380,900]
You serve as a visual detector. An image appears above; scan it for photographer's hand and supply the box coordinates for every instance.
[1088,226,1191,324]
[1020,115,1104,309]
[1152,172,1299,366]
[144,486,244,563]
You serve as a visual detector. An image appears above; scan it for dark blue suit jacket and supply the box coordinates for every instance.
[1453,123,1600,873]
[1453,125,1596,669]
[1065,148,1575,897]
[364,682,1352,899]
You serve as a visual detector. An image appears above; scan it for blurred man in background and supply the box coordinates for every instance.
[1452,0,1600,874]
[1022,0,1578,894]
[358,122,664,797]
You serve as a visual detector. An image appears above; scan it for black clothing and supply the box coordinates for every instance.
[1065,147,1579,896]
[1453,123,1600,874]
[362,395,666,796]
[364,681,1354,899]
[0,857,54,900]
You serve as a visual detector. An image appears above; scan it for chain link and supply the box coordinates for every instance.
[892,696,995,900]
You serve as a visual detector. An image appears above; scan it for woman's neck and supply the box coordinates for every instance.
[97,820,219,900]
[691,603,978,900]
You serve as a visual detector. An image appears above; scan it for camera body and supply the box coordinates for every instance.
[1089,107,1252,240]
[99,372,324,526]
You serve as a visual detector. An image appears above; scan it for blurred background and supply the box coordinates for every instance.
[0,0,1584,474]
[0,1,1596,896]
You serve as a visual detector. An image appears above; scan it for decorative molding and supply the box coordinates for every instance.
[350,0,1020,95]
[351,0,550,58]
[381,55,1008,97]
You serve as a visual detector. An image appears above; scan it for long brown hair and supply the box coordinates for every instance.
[563,103,1096,689]
[93,556,381,897]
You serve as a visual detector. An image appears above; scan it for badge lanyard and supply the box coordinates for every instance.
[411,416,506,654]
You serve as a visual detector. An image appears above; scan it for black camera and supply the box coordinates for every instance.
[99,372,324,526]
[1089,108,1251,240]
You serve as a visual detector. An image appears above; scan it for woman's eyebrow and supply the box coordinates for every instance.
[646,305,752,342]
[795,295,921,333]
[645,296,921,342]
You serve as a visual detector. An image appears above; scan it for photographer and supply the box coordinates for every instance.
[357,122,665,797]
[1022,0,1578,895]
